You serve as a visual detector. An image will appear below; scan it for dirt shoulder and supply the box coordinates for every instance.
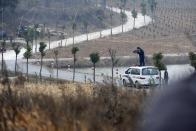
[32,34,195,59]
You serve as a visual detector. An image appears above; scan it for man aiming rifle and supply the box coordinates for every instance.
[133,47,145,66]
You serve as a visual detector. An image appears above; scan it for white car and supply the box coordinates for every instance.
[122,66,160,88]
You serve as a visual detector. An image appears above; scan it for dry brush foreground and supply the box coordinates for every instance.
[0,81,150,131]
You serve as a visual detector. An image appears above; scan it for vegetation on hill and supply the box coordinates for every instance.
[1,0,122,37]
[33,0,196,60]
[0,79,149,131]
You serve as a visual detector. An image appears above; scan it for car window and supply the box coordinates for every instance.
[142,68,159,75]
[131,69,140,75]
[127,68,132,74]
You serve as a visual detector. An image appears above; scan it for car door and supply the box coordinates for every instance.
[130,68,140,83]
[124,68,134,84]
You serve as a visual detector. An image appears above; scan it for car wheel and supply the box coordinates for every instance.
[135,81,140,89]
[123,79,127,87]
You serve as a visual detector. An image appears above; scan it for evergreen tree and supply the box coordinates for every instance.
[71,46,79,82]
[90,52,100,83]
[39,42,47,79]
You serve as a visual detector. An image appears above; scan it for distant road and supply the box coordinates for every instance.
[3,6,151,60]
[2,6,152,83]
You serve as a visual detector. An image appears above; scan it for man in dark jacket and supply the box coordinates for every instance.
[142,73,196,131]
[134,47,145,66]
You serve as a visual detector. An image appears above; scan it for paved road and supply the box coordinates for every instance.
[25,52,189,63]
[3,6,151,60]
[2,6,151,83]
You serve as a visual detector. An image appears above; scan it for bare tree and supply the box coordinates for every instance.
[53,50,59,79]
[141,2,147,25]
[59,33,65,47]
[83,21,89,41]
[72,22,76,45]
[108,48,119,87]
[97,16,103,38]
[132,9,138,28]
[12,43,21,76]
[47,29,51,50]
[120,8,126,32]
[0,40,6,75]
[110,8,114,36]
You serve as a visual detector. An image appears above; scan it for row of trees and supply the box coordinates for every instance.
[1,29,118,85]
[0,0,18,10]
[71,47,119,85]
[125,0,196,40]
[118,0,156,30]
[1,36,196,86]
[15,0,150,50]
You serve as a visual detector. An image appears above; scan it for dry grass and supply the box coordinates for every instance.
[35,34,195,59]
[0,81,149,131]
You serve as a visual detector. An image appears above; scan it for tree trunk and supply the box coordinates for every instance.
[93,64,96,84]
[87,33,89,41]
[111,15,113,36]
[49,36,51,50]
[159,71,161,88]
[73,30,75,46]
[35,38,37,52]
[112,65,114,87]
[86,27,88,41]
[134,18,135,28]
[27,58,29,80]
[144,15,146,25]
[73,54,76,82]
[56,61,59,79]
[122,22,123,32]
[15,54,18,76]
[40,56,43,80]
[1,52,3,75]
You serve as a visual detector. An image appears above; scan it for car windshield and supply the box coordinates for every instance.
[142,68,159,75]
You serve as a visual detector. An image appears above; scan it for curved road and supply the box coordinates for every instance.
[2,6,152,83]
[4,7,151,60]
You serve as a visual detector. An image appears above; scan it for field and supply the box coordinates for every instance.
[0,79,150,131]
[33,0,196,59]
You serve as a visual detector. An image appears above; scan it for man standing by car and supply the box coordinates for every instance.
[133,47,145,66]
